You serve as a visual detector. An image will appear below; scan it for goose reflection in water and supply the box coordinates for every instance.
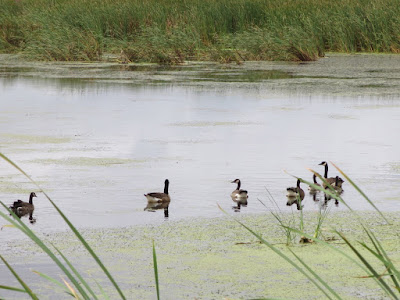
[144,201,170,218]
[231,197,248,212]
[286,196,303,210]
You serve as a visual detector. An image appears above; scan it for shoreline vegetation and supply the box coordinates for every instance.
[1,0,400,64]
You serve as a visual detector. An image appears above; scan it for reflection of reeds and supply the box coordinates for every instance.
[1,0,400,62]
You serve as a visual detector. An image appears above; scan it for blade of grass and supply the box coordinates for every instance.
[218,205,339,300]
[153,240,160,300]
[0,285,27,293]
[330,162,390,224]
[287,248,342,300]
[33,271,74,297]
[335,231,398,299]
[0,255,38,300]
[62,277,80,299]
[283,226,394,298]
[94,278,110,300]
[52,244,99,300]
[0,206,90,299]
[361,228,400,289]
[0,152,126,300]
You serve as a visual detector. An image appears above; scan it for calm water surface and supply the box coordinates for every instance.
[0,54,400,236]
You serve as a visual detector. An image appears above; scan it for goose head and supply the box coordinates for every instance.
[231,179,240,184]
[318,161,327,166]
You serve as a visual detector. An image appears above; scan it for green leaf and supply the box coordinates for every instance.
[0,255,38,300]
[153,240,160,300]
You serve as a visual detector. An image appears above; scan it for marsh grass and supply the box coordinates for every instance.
[1,0,399,62]
[260,187,297,245]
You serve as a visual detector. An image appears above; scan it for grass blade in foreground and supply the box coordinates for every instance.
[153,240,160,300]
[335,231,398,299]
[218,205,340,300]
[0,285,27,293]
[0,152,126,300]
[0,255,38,300]
[330,162,390,224]
[0,206,90,299]
[52,244,99,299]
[33,271,75,297]
[284,227,396,298]
[287,248,341,300]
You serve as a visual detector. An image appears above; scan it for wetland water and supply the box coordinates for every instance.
[1,54,400,233]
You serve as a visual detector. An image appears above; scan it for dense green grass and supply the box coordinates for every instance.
[1,0,399,63]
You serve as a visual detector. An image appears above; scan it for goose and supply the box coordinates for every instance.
[308,174,321,193]
[286,179,304,210]
[231,179,248,199]
[286,179,305,200]
[144,179,171,203]
[318,161,344,188]
[9,192,37,217]
[325,176,343,198]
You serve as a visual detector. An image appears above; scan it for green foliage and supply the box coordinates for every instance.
[0,0,399,62]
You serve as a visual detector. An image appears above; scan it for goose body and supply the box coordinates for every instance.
[286,179,304,210]
[286,179,305,200]
[308,174,321,193]
[324,176,343,203]
[9,192,36,217]
[318,161,344,188]
[144,179,171,203]
[231,179,248,199]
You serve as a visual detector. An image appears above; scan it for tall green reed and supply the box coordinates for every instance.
[1,0,399,62]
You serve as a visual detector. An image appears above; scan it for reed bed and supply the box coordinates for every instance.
[1,0,399,63]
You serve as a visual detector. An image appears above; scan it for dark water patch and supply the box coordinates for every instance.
[358,83,387,88]
[193,70,293,82]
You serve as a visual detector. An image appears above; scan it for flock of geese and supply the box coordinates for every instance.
[8,161,344,221]
[286,161,344,209]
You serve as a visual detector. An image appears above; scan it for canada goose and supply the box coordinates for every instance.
[286,179,304,210]
[318,161,344,188]
[308,174,321,193]
[9,192,37,217]
[324,176,343,198]
[286,179,305,200]
[231,179,248,199]
[144,179,171,203]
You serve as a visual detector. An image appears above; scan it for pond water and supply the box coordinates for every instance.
[0,54,400,236]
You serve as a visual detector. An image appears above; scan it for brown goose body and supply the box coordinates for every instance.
[9,192,37,217]
[318,161,344,188]
[325,176,344,200]
[231,179,248,200]
[286,179,305,200]
[286,179,304,210]
[144,179,171,203]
